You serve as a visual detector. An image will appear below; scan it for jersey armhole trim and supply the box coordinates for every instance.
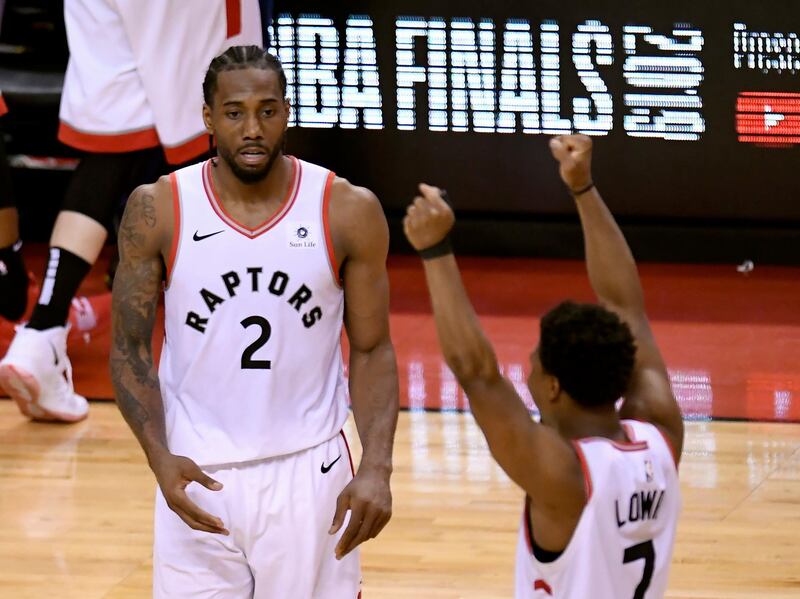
[322,171,342,289]
[655,424,680,470]
[165,173,182,288]
[571,440,593,501]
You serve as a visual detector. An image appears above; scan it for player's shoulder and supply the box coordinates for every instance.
[129,176,172,204]
[327,176,388,257]
[122,176,174,236]
[329,176,382,218]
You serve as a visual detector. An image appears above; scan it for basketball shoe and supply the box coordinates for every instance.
[0,324,89,422]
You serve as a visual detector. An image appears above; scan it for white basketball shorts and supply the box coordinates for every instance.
[153,431,362,598]
[59,0,262,164]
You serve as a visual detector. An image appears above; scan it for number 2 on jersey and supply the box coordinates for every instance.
[623,540,655,599]
[240,316,272,369]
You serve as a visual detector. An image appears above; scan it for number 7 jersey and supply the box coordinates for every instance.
[159,157,349,467]
[515,420,681,598]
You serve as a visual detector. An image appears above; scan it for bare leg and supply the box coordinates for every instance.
[49,210,108,265]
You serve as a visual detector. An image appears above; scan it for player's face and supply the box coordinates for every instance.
[204,67,290,184]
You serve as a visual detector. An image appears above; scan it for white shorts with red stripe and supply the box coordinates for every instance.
[153,431,362,599]
[59,0,262,164]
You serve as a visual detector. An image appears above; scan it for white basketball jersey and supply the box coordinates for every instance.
[515,420,681,599]
[160,157,349,467]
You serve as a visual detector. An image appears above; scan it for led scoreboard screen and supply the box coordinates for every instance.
[268,1,800,221]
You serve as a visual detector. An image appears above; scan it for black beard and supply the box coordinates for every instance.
[217,131,286,184]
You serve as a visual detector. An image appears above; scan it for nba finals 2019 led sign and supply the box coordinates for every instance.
[268,15,800,146]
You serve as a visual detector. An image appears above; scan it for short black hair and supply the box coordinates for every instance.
[539,301,636,408]
[203,45,287,106]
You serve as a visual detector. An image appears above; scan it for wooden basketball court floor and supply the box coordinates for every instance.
[2,255,800,597]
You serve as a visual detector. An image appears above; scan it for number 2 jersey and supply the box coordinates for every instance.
[515,420,681,598]
[159,157,349,467]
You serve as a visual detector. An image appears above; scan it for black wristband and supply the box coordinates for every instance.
[418,236,453,260]
[570,181,595,197]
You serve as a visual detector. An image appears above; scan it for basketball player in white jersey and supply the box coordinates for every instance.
[110,46,398,598]
[404,134,684,598]
[1,0,264,423]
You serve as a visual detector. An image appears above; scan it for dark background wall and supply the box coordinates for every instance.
[2,0,799,263]
[276,0,800,262]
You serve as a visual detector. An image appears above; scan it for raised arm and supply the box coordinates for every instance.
[110,179,228,535]
[550,135,684,460]
[403,185,584,514]
[327,180,399,559]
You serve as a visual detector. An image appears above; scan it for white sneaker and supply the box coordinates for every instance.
[0,325,89,422]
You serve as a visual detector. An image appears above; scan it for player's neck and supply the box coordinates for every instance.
[557,406,627,442]
[211,153,293,205]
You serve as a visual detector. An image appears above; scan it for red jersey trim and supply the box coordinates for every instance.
[523,495,534,554]
[166,173,182,287]
[58,121,160,153]
[578,429,649,453]
[225,0,242,38]
[164,132,210,165]
[340,430,356,476]
[533,579,553,595]
[202,156,301,239]
[321,170,342,288]
[0,94,7,117]
[571,441,593,501]
[656,426,680,470]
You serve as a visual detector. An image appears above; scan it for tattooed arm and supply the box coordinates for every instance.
[110,182,167,458]
[110,179,228,535]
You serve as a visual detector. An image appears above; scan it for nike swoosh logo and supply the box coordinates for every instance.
[321,454,342,474]
[49,342,58,366]
[193,230,225,241]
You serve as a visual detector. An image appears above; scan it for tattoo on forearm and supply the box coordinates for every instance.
[110,187,164,440]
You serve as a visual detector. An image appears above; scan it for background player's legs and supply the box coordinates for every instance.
[0,130,28,322]
[112,0,263,164]
[249,434,361,599]
[0,149,162,422]
[153,478,254,598]
[26,150,160,330]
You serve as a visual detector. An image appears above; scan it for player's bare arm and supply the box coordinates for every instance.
[110,179,228,535]
[550,134,684,461]
[327,178,399,559]
[403,187,585,537]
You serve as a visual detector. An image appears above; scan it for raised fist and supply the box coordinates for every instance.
[549,134,593,193]
[403,184,455,252]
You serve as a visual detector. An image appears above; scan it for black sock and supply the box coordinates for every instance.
[0,240,28,321]
[26,247,91,331]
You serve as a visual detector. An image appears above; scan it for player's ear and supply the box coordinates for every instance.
[546,373,561,402]
[202,103,214,134]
